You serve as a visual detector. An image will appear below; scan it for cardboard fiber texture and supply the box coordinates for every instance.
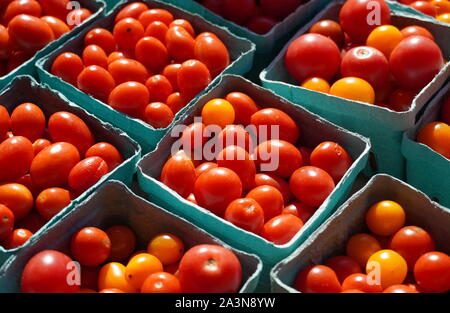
[0,76,141,267]
[136,74,370,291]
[0,181,262,293]
[271,174,450,292]
[260,1,450,179]
[0,0,105,90]
[36,0,255,154]
[402,80,450,207]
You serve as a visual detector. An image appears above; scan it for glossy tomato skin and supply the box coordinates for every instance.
[341,273,383,293]
[410,1,437,16]
[21,250,80,293]
[35,187,71,221]
[285,33,341,83]
[294,265,341,293]
[282,202,316,222]
[135,36,169,73]
[246,185,283,221]
[290,166,335,207]
[0,204,14,241]
[253,173,291,204]
[309,19,345,48]
[144,20,168,42]
[261,214,304,245]
[2,228,32,248]
[383,284,419,293]
[224,198,264,234]
[0,183,33,221]
[390,36,444,90]
[339,0,391,43]
[325,256,362,283]
[8,14,54,52]
[82,44,108,68]
[177,59,211,101]
[141,272,181,293]
[108,82,149,115]
[139,8,174,27]
[178,244,242,293]
[195,162,217,178]
[250,108,300,144]
[39,0,70,21]
[225,92,259,125]
[98,262,138,293]
[77,65,116,103]
[115,2,149,23]
[0,136,34,183]
[71,227,111,267]
[41,16,70,39]
[401,25,434,40]
[310,141,353,183]
[217,124,253,153]
[84,28,116,54]
[144,102,174,129]
[170,19,195,37]
[146,75,173,103]
[161,150,197,198]
[194,32,229,77]
[414,251,450,293]
[108,58,148,84]
[0,105,10,139]
[113,17,144,52]
[147,233,184,265]
[180,122,207,151]
[68,156,108,193]
[51,52,84,86]
[165,26,195,63]
[10,102,45,142]
[106,225,136,262]
[85,142,123,170]
[4,0,42,25]
[216,145,256,190]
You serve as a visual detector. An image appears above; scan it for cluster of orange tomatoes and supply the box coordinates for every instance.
[285,0,445,112]
[417,95,450,159]
[398,0,450,23]
[294,200,450,293]
[0,103,123,250]
[159,91,354,245]
[20,226,243,293]
[50,1,231,129]
[0,0,93,76]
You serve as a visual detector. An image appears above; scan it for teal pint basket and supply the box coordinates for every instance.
[260,1,450,179]
[136,74,371,291]
[36,0,255,154]
[0,76,141,267]
[0,181,262,293]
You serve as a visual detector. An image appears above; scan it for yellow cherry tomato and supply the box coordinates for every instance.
[431,0,450,15]
[329,77,375,104]
[365,200,405,236]
[366,25,403,58]
[301,77,331,93]
[201,98,235,128]
[147,233,184,265]
[346,233,382,267]
[366,249,408,289]
[125,253,163,289]
[98,262,138,293]
[437,13,450,23]
[417,121,450,158]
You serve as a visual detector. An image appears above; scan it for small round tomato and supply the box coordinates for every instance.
[254,140,302,178]
[341,273,383,293]
[77,65,116,103]
[144,20,168,42]
[285,33,341,83]
[414,251,450,293]
[246,15,277,35]
[246,185,283,221]
[41,16,69,39]
[365,200,405,236]
[0,105,10,139]
[35,187,71,221]
[115,2,149,22]
[162,63,181,91]
[310,141,352,183]
[224,198,264,233]
[106,225,136,262]
[15,212,45,233]
[282,202,316,223]
[125,253,164,289]
[417,122,450,158]
[166,92,187,114]
[21,250,80,293]
[346,233,382,267]
[387,89,416,112]
[108,58,148,84]
[194,167,242,216]
[201,98,235,128]
[178,244,242,293]
[437,12,450,22]
[390,36,444,90]
[217,124,253,152]
[194,32,229,77]
[107,51,125,64]
[138,8,174,27]
[301,77,330,93]
[180,122,207,152]
[168,18,193,35]
[325,256,362,283]
[400,25,434,40]
[161,150,197,198]
[4,0,42,25]
[8,14,54,52]
[178,59,211,101]
[147,233,184,265]
[221,0,257,25]
[30,142,80,189]
[261,214,303,245]
[66,8,92,29]
[141,272,181,293]
[165,26,195,63]
[289,166,335,207]
[39,0,70,21]
[195,162,217,177]
[0,183,33,221]
[253,173,291,204]
[2,228,32,249]
[250,108,300,144]
[0,136,34,182]
[135,36,169,73]
[410,1,437,16]
[71,227,111,267]
[85,142,123,171]
[145,75,173,103]
[225,92,259,125]
[48,111,95,155]
[113,17,144,52]
[98,262,137,293]
[84,28,116,54]
[0,204,14,241]
[68,156,109,193]
[366,25,403,58]
[108,81,149,114]
[367,249,408,289]
[330,77,375,104]
[217,145,256,190]
[294,265,341,293]
[51,52,84,86]
[383,284,419,293]
[309,19,344,48]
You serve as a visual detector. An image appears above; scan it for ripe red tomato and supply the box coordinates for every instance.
[178,244,242,293]
[141,272,181,293]
[108,82,149,115]
[194,167,242,216]
[108,58,148,84]
[139,8,174,27]
[135,36,169,73]
[115,2,149,23]
[250,108,300,144]
[68,156,109,193]
[71,227,111,266]
[341,46,390,90]
[325,256,362,283]
[217,124,253,153]
[2,228,32,248]
[414,251,450,293]
[39,0,70,21]
[0,105,10,139]
[177,59,211,101]
[85,142,123,170]
[4,0,42,25]
[67,9,92,29]
[285,33,341,83]
[106,225,136,262]
[180,122,207,151]
[410,1,437,16]
[162,63,181,91]
[41,16,70,39]
[51,52,84,86]
[161,150,197,198]
[166,92,187,114]
[35,187,71,221]
[82,44,108,68]
[221,0,257,25]
[113,17,144,52]
[401,25,434,40]
[107,51,125,64]
[10,102,45,142]
[310,141,353,183]
[261,214,304,245]
[290,166,335,207]
[246,16,277,35]
[165,26,195,63]
[144,102,174,129]
[144,20,168,42]
[383,284,419,293]
[390,36,444,90]
[254,140,302,178]
[170,19,195,37]
[309,19,345,48]
[84,28,116,55]
[253,173,291,204]
[0,136,34,183]
[225,92,259,125]
[195,162,217,177]
[217,145,256,190]
[294,265,341,293]
[48,111,94,155]
[0,204,14,241]
[282,202,316,222]
[341,273,383,293]
[77,65,116,103]
[224,198,264,234]
[441,96,450,125]
[30,142,80,189]
[339,0,391,43]
[246,185,283,221]
[21,250,80,293]
[8,14,54,52]
[145,75,173,103]
[194,32,230,77]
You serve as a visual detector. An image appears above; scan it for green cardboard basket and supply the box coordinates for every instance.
[271,174,450,292]
[0,181,262,293]
[0,0,105,90]
[0,76,141,267]
[136,74,371,291]
[36,0,255,154]
[260,1,450,179]
[402,80,450,207]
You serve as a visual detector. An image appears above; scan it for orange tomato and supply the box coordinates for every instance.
[98,262,137,293]
[437,13,450,23]
[177,59,211,101]
[0,183,33,221]
[0,136,34,182]
[201,98,235,128]
[365,200,406,236]
[106,225,136,262]
[366,25,403,58]
[417,122,450,158]
[366,249,408,289]
[346,233,382,267]
[35,187,71,221]
[125,253,163,289]
[431,0,450,14]
[113,17,144,52]
[301,77,330,93]
[138,8,174,27]
[147,233,184,265]
[329,77,375,104]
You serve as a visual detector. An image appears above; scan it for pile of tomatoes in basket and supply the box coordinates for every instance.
[294,200,450,293]
[285,0,446,112]
[50,1,231,129]
[20,226,243,293]
[398,0,450,23]
[159,91,354,245]
[0,103,123,249]
[197,0,304,34]
[0,0,93,76]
